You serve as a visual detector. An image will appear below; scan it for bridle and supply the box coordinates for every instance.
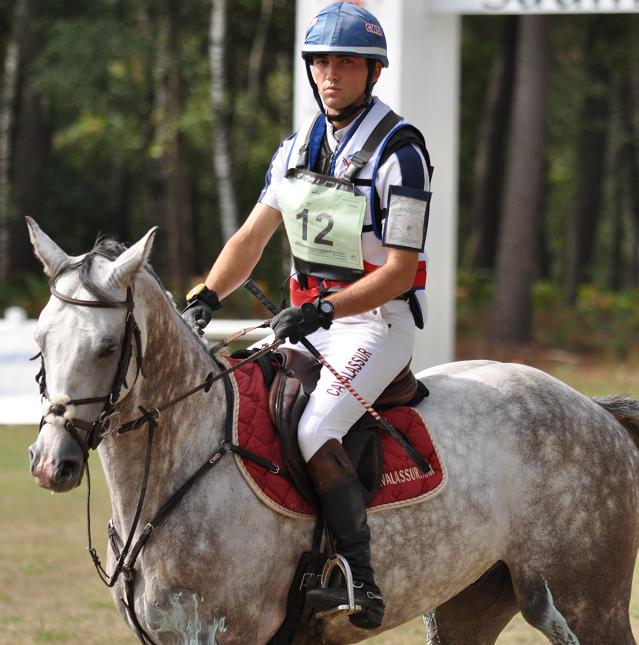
[34,275,284,644]
[34,284,144,460]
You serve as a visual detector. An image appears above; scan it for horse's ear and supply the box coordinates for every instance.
[25,216,71,278]
[106,227,159,287]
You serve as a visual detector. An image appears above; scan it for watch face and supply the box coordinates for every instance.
[319,301,333,315]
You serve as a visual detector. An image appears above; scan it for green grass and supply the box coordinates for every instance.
[0,427,134,645]
[2,364,638,644]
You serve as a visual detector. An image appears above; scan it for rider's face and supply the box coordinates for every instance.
[310,55,381,123]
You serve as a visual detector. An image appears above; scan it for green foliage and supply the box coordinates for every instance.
[4,5,639,326]
[457,271,639,359]
[456,269,494,340]
[2,0,296,295]
[0,272,50,317]
[458,15,504,256]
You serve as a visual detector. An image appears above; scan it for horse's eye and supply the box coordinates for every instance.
[97,340,117,358]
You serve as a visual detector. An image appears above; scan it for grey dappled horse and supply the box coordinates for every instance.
[26,219,639,644]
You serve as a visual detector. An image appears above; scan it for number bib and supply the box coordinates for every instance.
[277,168,366,281]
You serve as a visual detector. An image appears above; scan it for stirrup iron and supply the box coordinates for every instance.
[313,554,362,619]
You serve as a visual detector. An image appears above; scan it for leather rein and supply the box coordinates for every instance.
[35,280,284,644]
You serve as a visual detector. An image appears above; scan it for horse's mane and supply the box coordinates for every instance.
[51,235,164,304]
[50,234,214,352]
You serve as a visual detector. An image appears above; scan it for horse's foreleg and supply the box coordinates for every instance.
[431,562,519,645]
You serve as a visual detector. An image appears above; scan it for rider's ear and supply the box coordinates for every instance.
[26,216,71,278]
[106,227,159,288]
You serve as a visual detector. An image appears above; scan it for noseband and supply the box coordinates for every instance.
[35,284,145,459]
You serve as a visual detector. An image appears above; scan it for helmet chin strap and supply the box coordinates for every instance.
[305,58,377,125]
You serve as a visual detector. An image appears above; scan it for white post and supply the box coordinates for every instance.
[294,1,460,371]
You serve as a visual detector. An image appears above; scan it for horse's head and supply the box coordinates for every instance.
[26,217,158,492]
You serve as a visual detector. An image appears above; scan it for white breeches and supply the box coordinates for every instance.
[253,300,415,462]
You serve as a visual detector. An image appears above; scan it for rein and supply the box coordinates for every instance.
[37,280,285,644]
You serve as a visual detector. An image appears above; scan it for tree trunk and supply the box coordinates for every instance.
[563,18,611,303]
[0,0,28,284]
[235,0,274,185]
[491,16,548,345]
[166,0,193,295]
[209,0,239,243]
[11,3,51,276]
[626,26,639,288]
[611,59,639,289]
[611,135,625,291]
[152,1,193,295]
[467,17,517,272]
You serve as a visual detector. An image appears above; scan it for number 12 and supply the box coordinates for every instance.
[296,209,334,247]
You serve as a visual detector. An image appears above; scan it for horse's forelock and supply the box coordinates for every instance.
[50,236,159,303]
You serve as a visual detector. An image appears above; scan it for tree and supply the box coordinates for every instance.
[10,0,52,277]
[467,16,517,272]
[491,16,548,344]
[610,53,639,290]
[0,0,27,284]
[164,0,193,295]
[235,0,274,186]
[209,0,238,243]
[562,17,612,303]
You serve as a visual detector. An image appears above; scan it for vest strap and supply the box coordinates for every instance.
[342,110,402,182]
[296,113,324,170]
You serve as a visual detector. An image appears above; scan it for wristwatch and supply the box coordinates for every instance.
[185,283,223,311]
[314,298,335,329]
[317,299,334,318]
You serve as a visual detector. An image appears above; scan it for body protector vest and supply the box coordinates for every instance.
[276,99,433,328]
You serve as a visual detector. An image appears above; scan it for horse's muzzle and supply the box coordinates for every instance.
[29,440,85,492]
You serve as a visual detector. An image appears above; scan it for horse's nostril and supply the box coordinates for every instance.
[28,447,38,470]
[58,459,80,480]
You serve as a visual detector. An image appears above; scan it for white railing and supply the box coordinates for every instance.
[0,307,269,426]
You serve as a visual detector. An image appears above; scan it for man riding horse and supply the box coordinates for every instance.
[183,3,432,629]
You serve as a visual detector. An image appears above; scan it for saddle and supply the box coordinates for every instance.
[248,348,429,510]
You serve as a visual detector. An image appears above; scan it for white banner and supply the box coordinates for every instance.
[0,309,40,425]
[430,0,639,13]
[0,307,270,426]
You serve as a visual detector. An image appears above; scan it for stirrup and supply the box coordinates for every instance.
[313,554,362,619]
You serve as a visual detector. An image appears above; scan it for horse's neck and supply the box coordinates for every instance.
[99,274,225,527]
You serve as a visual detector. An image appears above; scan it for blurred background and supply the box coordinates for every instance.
[1,0,638,643]
[0,0,638,358]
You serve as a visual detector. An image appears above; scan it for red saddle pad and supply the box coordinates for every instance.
[226,359,445,519]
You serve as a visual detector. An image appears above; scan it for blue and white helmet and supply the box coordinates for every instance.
[302,2,389,68]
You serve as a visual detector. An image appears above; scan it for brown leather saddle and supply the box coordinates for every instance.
[240,348,428,510]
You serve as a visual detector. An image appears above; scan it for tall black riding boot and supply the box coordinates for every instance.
[305,439,385,629]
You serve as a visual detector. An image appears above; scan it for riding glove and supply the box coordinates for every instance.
[271,299,334,344]
[182,284,222,335]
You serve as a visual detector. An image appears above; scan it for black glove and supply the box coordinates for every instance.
[181,285,222,335]
[182,300,215,335]
[270,299,334,344]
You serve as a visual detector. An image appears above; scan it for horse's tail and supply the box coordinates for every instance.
[593,394,639,451]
